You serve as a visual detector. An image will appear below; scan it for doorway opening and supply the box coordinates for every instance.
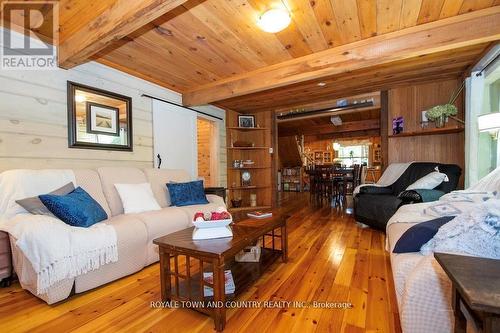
[197,117,218,187]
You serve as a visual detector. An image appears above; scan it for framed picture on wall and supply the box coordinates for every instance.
[86,102,120,136]
[238,115,255,128]
[67,81,133,151]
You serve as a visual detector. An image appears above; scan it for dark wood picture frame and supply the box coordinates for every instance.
[67,81,133,151]
[86,102,120,136]
[238,115,255,128]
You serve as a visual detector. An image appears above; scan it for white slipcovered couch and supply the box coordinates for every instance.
[4,167,225,304]
[386,167,500,333]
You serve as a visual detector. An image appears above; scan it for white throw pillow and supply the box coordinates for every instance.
[114,183,161,214]
[406,171,449,190]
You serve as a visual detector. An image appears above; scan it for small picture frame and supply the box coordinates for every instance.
[86,102,120,136]
[238,115,255,128]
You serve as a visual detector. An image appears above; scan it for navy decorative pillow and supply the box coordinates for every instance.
[166,180,209,207]
[393,216,456,253]
[39,187,108,228]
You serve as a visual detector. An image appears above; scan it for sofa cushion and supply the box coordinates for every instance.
[39,187,108,227]
[114,183,161,214]
[143,168,191,207]
[406,171,448,190]
[97,167,147,216]
[74,214,148,293]
[16,182,75,216]
[393,216,455,253]
[133,207,191,265]
[167,180,209,206]
[74,169,112,218]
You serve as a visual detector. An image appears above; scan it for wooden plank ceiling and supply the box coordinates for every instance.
[90,0,499,112]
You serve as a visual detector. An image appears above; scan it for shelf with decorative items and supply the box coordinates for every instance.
[226,110,273,216]
[280,167,303,192]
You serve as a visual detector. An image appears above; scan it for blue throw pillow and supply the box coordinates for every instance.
[167,180,209,207]
[39,187,108,228]
[393,216,456,253]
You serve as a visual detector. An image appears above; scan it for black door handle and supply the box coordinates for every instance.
[157,154,162,169]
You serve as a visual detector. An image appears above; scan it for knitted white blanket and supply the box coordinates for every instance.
[0,169,117,294]
[2,214,118,294]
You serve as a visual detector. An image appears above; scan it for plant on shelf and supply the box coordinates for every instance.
[425,104,458,128]
[425,81,464,128]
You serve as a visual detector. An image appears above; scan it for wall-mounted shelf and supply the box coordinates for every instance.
[388,126,464,138]
[229,186,270,191]
[228,166,271,170]
[227,127,269,131]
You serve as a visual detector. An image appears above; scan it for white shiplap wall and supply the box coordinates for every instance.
[0,29,226,185]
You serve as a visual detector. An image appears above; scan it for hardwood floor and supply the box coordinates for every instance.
[0,193,401,333]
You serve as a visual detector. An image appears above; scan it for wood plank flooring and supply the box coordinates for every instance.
[0,193,401,332]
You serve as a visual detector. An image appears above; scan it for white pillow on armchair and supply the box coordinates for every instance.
[406,171,449,190]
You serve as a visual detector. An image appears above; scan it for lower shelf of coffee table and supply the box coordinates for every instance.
[172,248,282,301]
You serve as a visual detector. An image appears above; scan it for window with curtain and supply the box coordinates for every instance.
[337,145,369,167]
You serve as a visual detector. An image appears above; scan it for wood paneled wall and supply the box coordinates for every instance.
[387,79,465,186]
[0,61,226,181]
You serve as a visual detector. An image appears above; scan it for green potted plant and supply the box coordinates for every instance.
[425,81,464,128]
[425,104,458,128]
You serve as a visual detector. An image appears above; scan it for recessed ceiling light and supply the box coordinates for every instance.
[257,7,291,33]
[317,82,326,87]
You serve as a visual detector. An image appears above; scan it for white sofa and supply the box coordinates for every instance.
[386,167,500,333]
[6,167,225,304]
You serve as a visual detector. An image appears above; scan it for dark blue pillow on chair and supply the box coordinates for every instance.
[393,216,456,253]
[39,187,108,227]
[167,180,209,206]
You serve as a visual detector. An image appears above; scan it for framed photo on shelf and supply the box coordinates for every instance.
[238,115,255,128]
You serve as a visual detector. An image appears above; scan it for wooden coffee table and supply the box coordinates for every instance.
[153,214,288,331]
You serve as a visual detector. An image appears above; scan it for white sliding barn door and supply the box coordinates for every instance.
[152,99,197,178]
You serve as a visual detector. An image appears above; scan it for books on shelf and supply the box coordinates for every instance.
[247,211,273,219]
[203,270,235,296]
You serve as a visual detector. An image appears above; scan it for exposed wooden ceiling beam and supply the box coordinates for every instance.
[183,7,500,106]
[304,129,381,141]
[58,0,188,69]
[273,92,381,114]
[279,119,380,137]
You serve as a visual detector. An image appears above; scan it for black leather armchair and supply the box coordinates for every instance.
[353,162,462,230]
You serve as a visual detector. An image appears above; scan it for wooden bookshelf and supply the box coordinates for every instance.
[226,111,273,213]
[281,167,303,192]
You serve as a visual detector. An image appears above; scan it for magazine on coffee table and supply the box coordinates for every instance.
[203,270,235,296]
[247,211,273,219]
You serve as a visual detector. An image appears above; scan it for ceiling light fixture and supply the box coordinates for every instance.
[330,116,342,126]
[257,5,291,33]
